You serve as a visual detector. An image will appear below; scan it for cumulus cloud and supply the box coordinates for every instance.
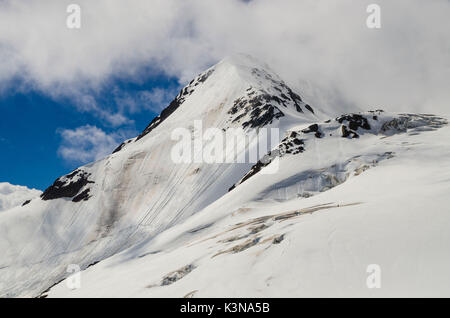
[0,182,41,212]
[57,125,135,163]
[111,86,179,114]
[70,93,133,127]
[138,87,180,112]
[0,0,449,116]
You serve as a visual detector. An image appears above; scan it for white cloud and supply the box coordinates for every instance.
[110,86,179,115]
[0,0,449,116]
[0,182,41,212]
[138,87,180,112]
[73,93,134,127]
[57,125,135,164]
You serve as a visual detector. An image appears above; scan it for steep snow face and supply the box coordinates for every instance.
[0,54,320,297]
[47,113,450,298]
[0,183,41,212]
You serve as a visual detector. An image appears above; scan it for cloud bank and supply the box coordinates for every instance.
[1,0,449,117]
[57,125,135,163]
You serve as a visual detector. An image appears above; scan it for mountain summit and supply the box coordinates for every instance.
[115,54,318,153]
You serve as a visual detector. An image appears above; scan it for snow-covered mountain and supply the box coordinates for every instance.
[1,54,450,297]
[0,183,41,213]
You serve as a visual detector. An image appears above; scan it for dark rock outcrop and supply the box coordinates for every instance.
[72,189,91,202]
[229,93,285,129]
[336,113,372,139]
[302,124,322,138]
[228,69,314,129]
[41,170,94,202]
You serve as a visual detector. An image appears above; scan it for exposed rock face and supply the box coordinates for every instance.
[228,92,285,129]
[337,113,371,130]
[41,170,94,202]
[161,264,196,286]
[337,113,372,138]
[227,67,315,129]
[251,67,307,112]
[301,123,322,138]
[72,189,92,203]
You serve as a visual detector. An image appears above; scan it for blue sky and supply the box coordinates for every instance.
[0,74,180,191]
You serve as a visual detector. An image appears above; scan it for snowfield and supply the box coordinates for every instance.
[1,54,450,297]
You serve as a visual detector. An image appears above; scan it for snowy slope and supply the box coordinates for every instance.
[0,54,320,297]
[47,112,450,297]
[0,183,41,213]
[2,54,450,298]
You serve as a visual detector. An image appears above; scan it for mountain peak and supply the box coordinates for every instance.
[216,53,275,73]
[114,54,318,152]
[213,53,284,88]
